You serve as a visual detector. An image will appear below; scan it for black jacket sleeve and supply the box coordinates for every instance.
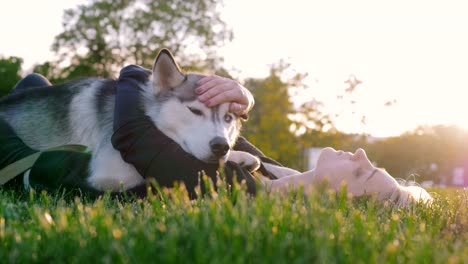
[234,136,283,167]
[0,118,37,171]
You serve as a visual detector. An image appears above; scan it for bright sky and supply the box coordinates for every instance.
[1,0,467,137]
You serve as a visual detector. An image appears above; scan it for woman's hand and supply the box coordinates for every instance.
[196,76,254,115]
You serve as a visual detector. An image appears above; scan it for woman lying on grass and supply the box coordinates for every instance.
[260,147,433,207]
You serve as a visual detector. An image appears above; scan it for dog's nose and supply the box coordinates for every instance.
[210,137,230,158]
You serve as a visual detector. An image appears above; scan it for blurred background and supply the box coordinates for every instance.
[1,0,467,187]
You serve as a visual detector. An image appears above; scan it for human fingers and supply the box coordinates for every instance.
[198,77,248,105]
[195,76,228,95]
[202,88,246,107]
[197,82,236,103]
[196,75,253,113]
[229,102,249,115]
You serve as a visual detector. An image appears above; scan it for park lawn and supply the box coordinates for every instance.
[0,181,466,264]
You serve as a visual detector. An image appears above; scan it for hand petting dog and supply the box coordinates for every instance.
[196,76,254,116]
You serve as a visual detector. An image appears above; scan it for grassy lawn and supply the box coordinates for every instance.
[0,181,466,263]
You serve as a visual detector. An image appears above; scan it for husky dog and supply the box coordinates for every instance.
[0,49,261,191]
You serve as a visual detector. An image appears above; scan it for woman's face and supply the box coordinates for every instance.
[314,147,398,197]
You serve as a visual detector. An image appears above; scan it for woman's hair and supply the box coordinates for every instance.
[387,181,433,207]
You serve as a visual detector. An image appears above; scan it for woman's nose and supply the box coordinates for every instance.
[353,148,366,160]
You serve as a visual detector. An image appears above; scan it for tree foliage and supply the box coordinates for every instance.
[365,125,468,182]
[242,62,329,168]
[242,65,298,167]
[0,56,23,97]
[241,61,352,169]
[39,0,232,81]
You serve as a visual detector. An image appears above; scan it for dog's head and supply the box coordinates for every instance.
[143,49,246,163]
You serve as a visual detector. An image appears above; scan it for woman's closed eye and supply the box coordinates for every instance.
[365,169,379,182]
[354,167,363,178]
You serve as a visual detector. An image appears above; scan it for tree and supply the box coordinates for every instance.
[242,65,298,167]
[44,0,232,80]
[242,61,328,168]
[364,125,468,182]
[0,56,23,97]
[32,62,66,85]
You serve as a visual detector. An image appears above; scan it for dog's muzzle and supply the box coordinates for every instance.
[209,137,230,159]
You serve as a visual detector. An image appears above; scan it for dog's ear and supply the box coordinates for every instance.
[152,49,185,92]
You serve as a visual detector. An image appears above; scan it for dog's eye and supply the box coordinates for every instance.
[224,114,233,123]
[188,107,203,116]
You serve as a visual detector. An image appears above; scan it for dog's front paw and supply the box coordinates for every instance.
[227,150,261,172]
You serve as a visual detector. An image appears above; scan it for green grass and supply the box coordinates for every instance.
[0,180,466,264]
